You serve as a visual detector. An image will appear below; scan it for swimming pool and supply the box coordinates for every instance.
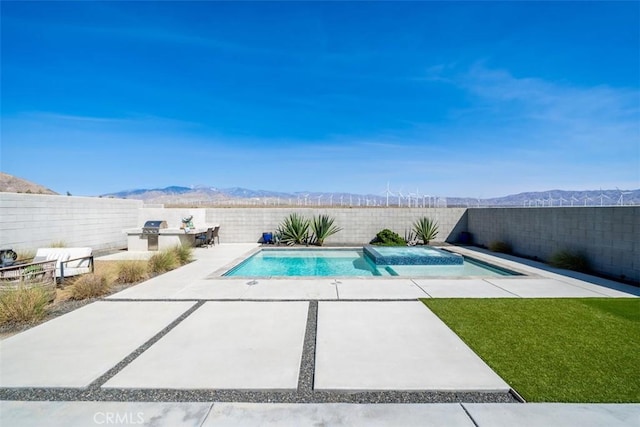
[223,248,518,278]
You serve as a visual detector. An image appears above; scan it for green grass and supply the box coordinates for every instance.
[421,298,640,403]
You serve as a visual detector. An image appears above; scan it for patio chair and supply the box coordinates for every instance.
[196,227,213,248]
[209,226,220,246]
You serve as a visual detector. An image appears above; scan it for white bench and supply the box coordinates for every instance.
[33,247,94,283]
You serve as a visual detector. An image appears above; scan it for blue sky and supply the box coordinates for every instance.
[1,1,638,197]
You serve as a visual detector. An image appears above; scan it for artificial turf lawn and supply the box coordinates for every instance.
[421,298,640,403]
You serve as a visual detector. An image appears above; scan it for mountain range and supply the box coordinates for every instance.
[100,185,640,207]
[1,173,637,207]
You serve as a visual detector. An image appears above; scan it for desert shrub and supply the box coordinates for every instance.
[404,230,417,245]
[549,250,590,273]
[310,215,342,246]
[412,217,439,245]
[148,250,179,273]
[115,261,148,284]
[70,273,111,300]
[277,213,310,245]
[488,241,513,254]
[0,286,50,324]
[171,245,193,265]
[16,249,35,262]
[371,229,406,246]
[49,241,67,248]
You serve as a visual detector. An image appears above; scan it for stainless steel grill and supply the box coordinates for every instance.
[142,221,167,250]
[142,220,167,234]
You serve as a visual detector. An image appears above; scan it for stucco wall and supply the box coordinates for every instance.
[0,193,142,253]
[467,207,639,283]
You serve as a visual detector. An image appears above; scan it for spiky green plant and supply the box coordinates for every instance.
[277,213,310,246]
[412,217,439,245]
[310,215,342,246]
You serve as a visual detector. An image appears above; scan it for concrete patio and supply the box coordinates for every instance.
[1,243,638,426]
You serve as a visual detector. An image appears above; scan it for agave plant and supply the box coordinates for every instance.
[277,213,310,245]
[412,217,439,245]
[310,214,342,246]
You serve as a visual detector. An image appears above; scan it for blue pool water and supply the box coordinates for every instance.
[223,248,517,277]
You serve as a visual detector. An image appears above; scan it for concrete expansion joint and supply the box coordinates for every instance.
[460,403,481,427]
[86,301,206,392]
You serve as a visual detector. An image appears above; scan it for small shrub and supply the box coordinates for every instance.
[489,241,512,254]
[115,261,148,284]
[171,245,193,265]
[70,273,111,300]
[412,217,439,245]
[310,215,342,246]
[277,213,310,245]
[148,250,179,273]
[0,286,50,324]
[49,241,67,248]
[549,250,590,273]
[404,230,417,245]
[16,249,36,262]
[371,229,406,246]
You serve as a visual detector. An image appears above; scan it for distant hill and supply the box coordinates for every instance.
[0,172,58,195]
[100,185,640,207]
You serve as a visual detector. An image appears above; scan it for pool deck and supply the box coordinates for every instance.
[1,243,638,426]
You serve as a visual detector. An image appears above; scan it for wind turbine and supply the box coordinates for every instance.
[383,182,394,207]
[329,194,333,206]
[558,196,567,206]
[582,194,592,206]
[617,188,632,206]
[317,194,323,206]
[303,193,309,206]
[397,190,404,207]
[598,192,610,206]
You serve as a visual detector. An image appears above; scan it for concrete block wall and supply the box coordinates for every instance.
[467,207,639,283]
[137,207,207,229]
[204,207,468,245]
[0,193,142,253]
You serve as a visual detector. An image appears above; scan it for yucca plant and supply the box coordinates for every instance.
[277,213,310,245]
[310,215,342,246]
[412,217,439,245]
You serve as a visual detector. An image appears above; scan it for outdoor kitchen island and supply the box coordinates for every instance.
[125,221,219,251]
